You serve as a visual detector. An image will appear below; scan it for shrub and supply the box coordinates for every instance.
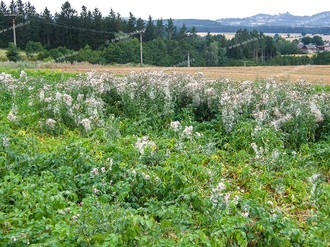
[6,42,21,62]
[25,41,44,58]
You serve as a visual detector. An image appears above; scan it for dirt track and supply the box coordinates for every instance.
[46,63,330,84]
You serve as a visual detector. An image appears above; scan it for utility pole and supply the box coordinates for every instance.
[139,29,145,65]
[187,51,190,67]
[111,28,145,65]
[3,12,23,47]
[140,32,143,65]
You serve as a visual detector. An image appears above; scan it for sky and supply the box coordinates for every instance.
[15,0,330,19]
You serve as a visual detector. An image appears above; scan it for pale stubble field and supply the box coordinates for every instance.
[46,63,330,84]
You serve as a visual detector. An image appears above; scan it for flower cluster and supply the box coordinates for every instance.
[1,70,329,141]
[170,121,181,132]
[134,136,157,155]
[46,118,56,129]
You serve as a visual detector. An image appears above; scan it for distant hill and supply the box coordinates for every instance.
[170,12,330,34]
[216,12,330,27]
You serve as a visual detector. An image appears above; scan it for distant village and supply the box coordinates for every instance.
[298,42,330,53]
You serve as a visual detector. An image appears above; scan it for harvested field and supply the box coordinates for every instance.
[46,63,330,84]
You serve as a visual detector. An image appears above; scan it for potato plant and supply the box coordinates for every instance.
[0,70,329,246]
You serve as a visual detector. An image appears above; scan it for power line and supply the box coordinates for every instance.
[1,12,144,38]
[35,16,119,35]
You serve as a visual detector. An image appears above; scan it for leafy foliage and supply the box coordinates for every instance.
[0,70,329,246]
[6,42,21,62]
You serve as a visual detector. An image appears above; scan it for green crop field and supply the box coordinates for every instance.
[0,69,329,246]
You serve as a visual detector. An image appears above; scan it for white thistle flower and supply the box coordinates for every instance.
[170,121,181,131]
[215,182,226,192]
[91,168,99,176]
[62,94,73,106]
[46,118,56,129]
[7,110,17,122]
[241,210,249,218]
[20,70,27,79]
[81,118,92,132]
[182,126,193,137]
[39,90,45,101]
[310,102,323,123]
[55,92,62,100]
[72,214,80,221]
[76,94,84,102]
[134,136,156,155]
[224,192,231,204]
[2,136,9,147]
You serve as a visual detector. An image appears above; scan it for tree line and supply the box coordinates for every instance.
[1,0,330,66]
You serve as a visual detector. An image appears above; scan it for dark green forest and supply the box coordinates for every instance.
[1,0,330,66]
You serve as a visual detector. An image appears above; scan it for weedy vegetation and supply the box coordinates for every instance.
[0,69,329,246]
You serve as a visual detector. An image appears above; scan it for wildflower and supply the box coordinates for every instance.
[2,136,9,147]
[62,93,73,106]
[7,110,17,122]
[214,182,226,192]
[39,90,45,101]
[91,168,99,176]
[241,210,249,218]
[44,97,52,103]
[252,125,262,136]
[195,132,202,137]
[72,214,80,221]
[55,92,62,100]
[251,143,260,159]
[182,126,193,137]
[271,114,292,131]
[308,173,320,183]
[76,94,84,102]
[108,158,113,170]
[20,70,27,79]
[233,195,240,204]
[46,118,56,129]
[101,167,106,173]
[272,108,282,118]
[134,136,156,155]
[205,87,216,97]
[10,236,17,242]
[224,192,231,204]
[92,187,99,194]
[170,121,181,131]
[272,149,280,159]
[309,173,321,196]
[144,174,150,180]
[310,102,323,123]
[81,118,92,132]
[149,90,156,99]
[196,72,204,77]
[192,95,201,106]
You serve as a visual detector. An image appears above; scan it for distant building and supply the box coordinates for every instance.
[324,43,330,51]
[315,43,330,52]
[297,43,305,50]
[298,44,318,53]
